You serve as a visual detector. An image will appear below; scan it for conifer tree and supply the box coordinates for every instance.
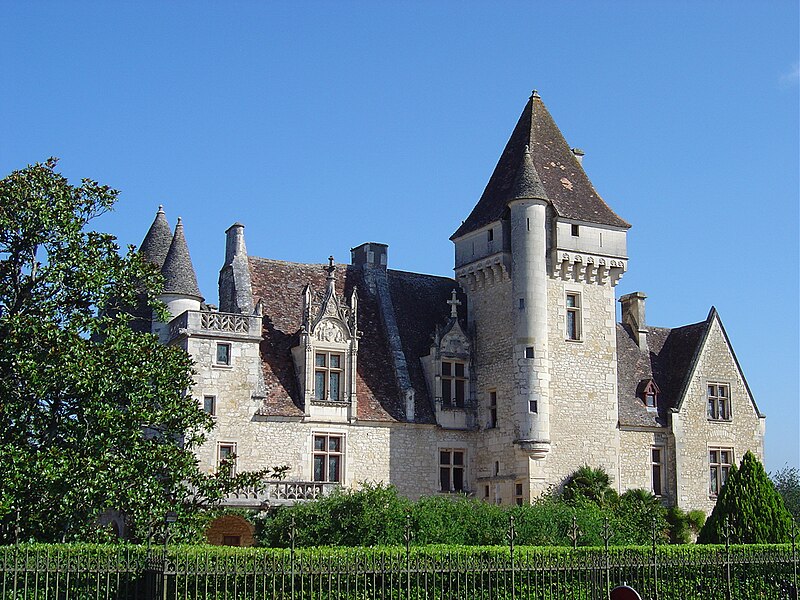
[698,450,794,544]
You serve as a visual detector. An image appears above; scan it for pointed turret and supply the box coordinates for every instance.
[509,145,548,202]
[452,90,629,240]
[161,217,203,300]
[139,205,172,269]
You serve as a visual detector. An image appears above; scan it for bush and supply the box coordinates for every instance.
[561,465,619,508]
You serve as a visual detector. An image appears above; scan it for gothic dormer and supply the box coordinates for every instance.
[291,257,359,422]
[420,289,473,429]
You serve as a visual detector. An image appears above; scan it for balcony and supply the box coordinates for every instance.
[168,310,262,342]
[222,480,338,509]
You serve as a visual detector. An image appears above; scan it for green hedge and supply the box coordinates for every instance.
[0,543,795,600]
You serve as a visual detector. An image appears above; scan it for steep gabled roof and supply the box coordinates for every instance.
[248,258,463,423]
[139,206,172,269]
[161,218,203,300]
[452,92,630,240]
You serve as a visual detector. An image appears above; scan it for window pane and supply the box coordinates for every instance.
[652,448,661,463]
[720,451,730,464]
[455,380,465,406]
[313,455,325,481]
[315,354,326,367]
[440,451,450,465]
[721,466,730,485]
[718,386,727,397]
[315,371,326,399]
[330,354,341,369]
[442,362,452,376]
[652,465,662,496]
[216,344,230,365]
[452,467,464,492]
[442,379,452,405]
[328,456,340,482]
[455,362,464,377]
[566,294,576,308]
[567,312,577,339]
[710,467,718,494]
[710,450,718,463]
[329,372,340,401]
[204,396,215,415]
[708,385,715,397]
[314,436,326,451]
[219,445,232,460]
[440,467,450,492]
[529,400,538,413]
[453,451,464,466]
[515,483,523,495]
[328,436,341,453]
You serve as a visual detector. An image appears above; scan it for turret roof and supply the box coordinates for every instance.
[161,217,203,300]
[509,145,548,201]
[139,205,172,269]
[452,92,630,239]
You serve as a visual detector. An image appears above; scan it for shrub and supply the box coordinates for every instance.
[561,465,619,508]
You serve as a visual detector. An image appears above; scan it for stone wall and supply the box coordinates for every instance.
[671,317,765,514]
[618,428,674,505]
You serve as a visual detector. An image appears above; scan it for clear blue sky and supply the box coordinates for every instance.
[2,2,798,472]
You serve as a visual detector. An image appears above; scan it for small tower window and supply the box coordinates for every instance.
[488,390,497,428]
[571,224,580,237]
[566,293,582,341]
[487,228,494,242]
[215,343,231,366]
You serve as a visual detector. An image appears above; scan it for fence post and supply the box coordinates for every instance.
[723,515,731,600]
[790,518,798,600]
[404,512,412,600]
[567,514,581,550]
[651,518,659,600]
[289,516,296,600]
[507,515,516,600]
[602,516,613,599]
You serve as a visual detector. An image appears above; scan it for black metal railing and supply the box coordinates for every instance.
[0,517,797,600]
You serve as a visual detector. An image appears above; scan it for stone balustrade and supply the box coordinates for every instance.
[222,480,338,509]
[167,310,262,342]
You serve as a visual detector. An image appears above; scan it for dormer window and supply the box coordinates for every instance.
[315,352,343,401]
[637,379,660,410]
[442,360,466,408]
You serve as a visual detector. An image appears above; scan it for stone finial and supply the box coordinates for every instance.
[447,289,461,318]
[531,89,541,99]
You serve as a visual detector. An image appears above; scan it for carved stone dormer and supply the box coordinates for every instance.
[292,257,359,423]
[421,290,473,430]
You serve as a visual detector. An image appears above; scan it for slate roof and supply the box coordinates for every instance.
[452,93,630,240]
[139,206,172,269]
[616,318,709,428]
[248,258,465,423]
[161,218,203,300]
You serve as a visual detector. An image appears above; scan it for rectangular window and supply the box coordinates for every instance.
[203,395,216,416]
[709,447,733,496]
[571,224,580,237]
[217,442,236,476]
[484,485,490,499]
[487,229,494,242]
[488,390,497,428]
[525,346,534,358]
[441,361,466,408]
[215,343,231,366]
[529,399,538,413]
[439,449,465,492]
[707,383,731,420]
[313,434,343,483]
[651,447,664,497]
[566,293,582,341]
[515,482,524,506]
[314,352,344,401]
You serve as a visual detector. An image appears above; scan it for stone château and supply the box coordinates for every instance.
[137,92,765,517]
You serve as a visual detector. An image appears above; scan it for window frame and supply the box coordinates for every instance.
[709,447,734,497]
[488,390,497,428]
[438,447,466,493]
[217,442,237,476]
[312,433,344,483]
[565,292,582,341]
[514,482,525,506]
[441,360,467,408]
[215,342,232,367]
[707,383,731,421]
[314,351,344,402]
[203,395,217,416]
[651,446,664,497]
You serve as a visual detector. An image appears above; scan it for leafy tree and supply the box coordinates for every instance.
[614,489,669,545]
[561,465,619,509]
[666,506,706,544]
[0,159,273,543]
[771,465,800,520]
[698,451,793,544]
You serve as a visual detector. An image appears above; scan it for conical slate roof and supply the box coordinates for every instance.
[509,145,548,201]
[139,206,172,269]
[161,217,203,300]
[452,92,630,240]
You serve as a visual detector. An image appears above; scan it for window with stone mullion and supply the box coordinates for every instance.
[441,360,466,408]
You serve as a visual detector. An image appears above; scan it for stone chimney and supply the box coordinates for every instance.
[620,292,648,352]
[350,242,388,268]
[218,222,254,314]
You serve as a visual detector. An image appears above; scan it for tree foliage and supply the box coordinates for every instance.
[698,451,793,544]
[561,465,619,509]
[771,465,800,520]
[0,160,274,543]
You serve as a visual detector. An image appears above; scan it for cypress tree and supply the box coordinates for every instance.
[698,450,794,544]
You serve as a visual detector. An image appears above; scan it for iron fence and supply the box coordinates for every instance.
[0,518,797,600]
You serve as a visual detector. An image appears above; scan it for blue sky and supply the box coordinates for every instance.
[2,2,798,472]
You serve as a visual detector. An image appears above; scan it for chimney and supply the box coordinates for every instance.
[571,147,585,165]
[619,292,648,351]
[218,222,254,314]
[225,222,247,264]
[350,242,388,268]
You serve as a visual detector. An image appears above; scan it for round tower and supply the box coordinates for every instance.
[509,146,551,458]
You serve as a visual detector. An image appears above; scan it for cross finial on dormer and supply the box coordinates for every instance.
[447,289,461,318]
[324,256,336,279]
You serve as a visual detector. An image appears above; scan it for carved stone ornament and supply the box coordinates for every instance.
[314,319,346,343]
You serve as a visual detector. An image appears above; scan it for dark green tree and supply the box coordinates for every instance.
[615,488,669,545]
[771,465,800,520]
[561,465,619,508]
[0,159,274,543]
[698,450,793,544]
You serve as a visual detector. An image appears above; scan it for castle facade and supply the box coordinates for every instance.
[139,92,765,514]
